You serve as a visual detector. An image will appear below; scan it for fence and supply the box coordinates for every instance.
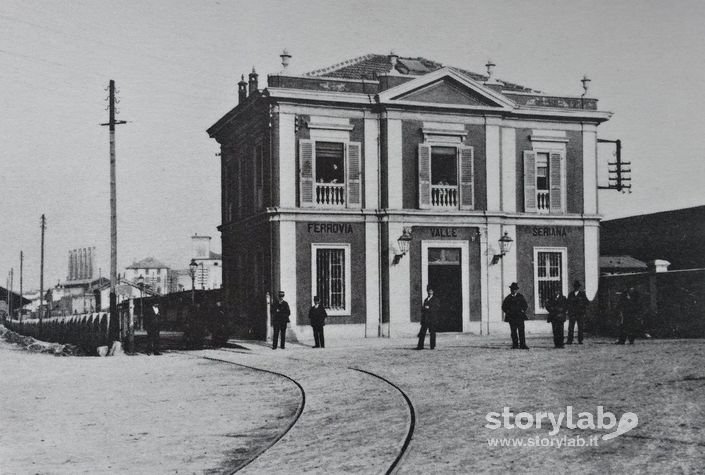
[597,268,705,338]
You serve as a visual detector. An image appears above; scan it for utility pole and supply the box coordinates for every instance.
[40,214,46,331]
[101,80,126,344]
[8,268,13,318]
[19,251,23,324]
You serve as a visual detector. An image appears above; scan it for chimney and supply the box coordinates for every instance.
[485,59,496,83]
[238,74,247,103]
[389,50,399,74]
[248,67,258,96]
[280,49,292,73]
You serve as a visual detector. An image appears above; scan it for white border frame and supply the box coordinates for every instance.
[532,246,568,314]
[421,240,470,332]
[311,243,352,316]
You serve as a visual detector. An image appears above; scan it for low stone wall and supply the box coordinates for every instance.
[3,313,110,354]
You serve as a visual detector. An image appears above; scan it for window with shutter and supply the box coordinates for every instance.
[418,144,431,209]
[459,145,474,209]
[523,151,537,212]
[299,139,314,207]
[549,152,563,212]
[347,142,362,207]
[524,150,564,214]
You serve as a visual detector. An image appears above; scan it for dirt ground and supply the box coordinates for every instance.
[1,332,704,474]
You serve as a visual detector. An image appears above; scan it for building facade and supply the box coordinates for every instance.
[124,257,170,296]
[208,53,612,340]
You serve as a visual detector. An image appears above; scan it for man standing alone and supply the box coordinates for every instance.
[567,280,589,344]
[417,285,440,350]
[271,291,290,350]
[502,282,529,350]
[308,296,327,348]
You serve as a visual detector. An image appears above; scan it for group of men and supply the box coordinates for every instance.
[270,280,641,351]
[270,291,327,350]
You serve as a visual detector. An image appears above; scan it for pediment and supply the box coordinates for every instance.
[378,67,514,110]
[394,78,499,107]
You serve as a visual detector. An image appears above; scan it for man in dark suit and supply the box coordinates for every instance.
[502,282,529,349]
[566,280,589,344]
[417,285,441,349]
[308,296,327,348]
[271,291,290,350]
[617,287,641,344]
[545,289,567,348]
[146,302,161,355]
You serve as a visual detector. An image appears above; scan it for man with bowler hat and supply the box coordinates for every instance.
[566,280,589,344]
[308,296,327,348]
[502,282,529,349]
[417,285,440,350]
[271,291,290,350]
[545,289,567,348]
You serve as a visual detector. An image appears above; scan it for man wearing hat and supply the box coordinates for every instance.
[502,282,529,349]
[271,291,291,350]
[417,285,441,350]
[566,280,589,344]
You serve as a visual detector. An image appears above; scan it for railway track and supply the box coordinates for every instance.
[185,350,416,473]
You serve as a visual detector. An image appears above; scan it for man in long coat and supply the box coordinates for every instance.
[502,282,529,350]
[417,285,441,350]
[271,291,290,350]
[545,289,568,348]
[308,296,327,348]
[566,280,589,344]
[617,287,641,344]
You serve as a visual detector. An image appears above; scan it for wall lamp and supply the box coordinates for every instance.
[491,232,514,265]
[392,227,413,265]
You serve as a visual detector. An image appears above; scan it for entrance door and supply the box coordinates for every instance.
[427,248,463,332]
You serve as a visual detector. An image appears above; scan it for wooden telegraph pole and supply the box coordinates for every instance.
[101,80,126,345]
[19,251,23,324]
[40,215,46,330]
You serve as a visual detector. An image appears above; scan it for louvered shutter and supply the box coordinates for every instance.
[459,145,474,209]
[299,139,314,207]
[347,142,362,208]
[418,144,431,209]
[549,152,563,212]
[523,151,537,212]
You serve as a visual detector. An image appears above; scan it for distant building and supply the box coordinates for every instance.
[601,206,705,270]
[600,255,648,275]
[67,247,96,282]
[190,234,222,290]
[124,257,170,295]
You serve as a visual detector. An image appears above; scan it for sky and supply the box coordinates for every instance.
[1,0,704,291]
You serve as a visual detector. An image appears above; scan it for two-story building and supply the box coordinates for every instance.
[208,52,612,340]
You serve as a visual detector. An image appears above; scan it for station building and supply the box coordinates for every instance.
[207,52,612,340]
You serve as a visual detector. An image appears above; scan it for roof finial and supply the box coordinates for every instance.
[485,59,496,83]
[280,49,292,72]
[389,50,399,74]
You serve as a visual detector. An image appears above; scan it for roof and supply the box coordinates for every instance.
[600,255,648,270]
[126,257,170,270]
[303,53,537,93]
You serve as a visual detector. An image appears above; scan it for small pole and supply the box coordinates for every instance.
[8,268,13,319]
[40,214,46,332]
[19,251,23,324]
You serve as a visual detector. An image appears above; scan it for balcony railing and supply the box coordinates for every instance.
[315,183,345,207]
[431,184,458,208]
[537,190,549,213]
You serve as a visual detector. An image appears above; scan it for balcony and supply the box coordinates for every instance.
[537,190,549,213]
[315,183,345,207]
[431,184,458,208]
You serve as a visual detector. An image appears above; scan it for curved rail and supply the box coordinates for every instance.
[350,367,416,475]
[183,353,306,473]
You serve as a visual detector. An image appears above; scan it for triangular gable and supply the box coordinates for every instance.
[378,67,515,110]
[400,78,497,107]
